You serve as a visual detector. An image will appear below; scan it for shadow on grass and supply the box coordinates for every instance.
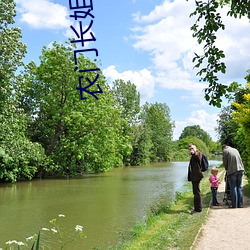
[149,190,213,216]
[243,182,250,197]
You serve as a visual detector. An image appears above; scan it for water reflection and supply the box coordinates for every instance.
[0,160,221,249]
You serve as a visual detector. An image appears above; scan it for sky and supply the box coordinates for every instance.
[14,0,250,141]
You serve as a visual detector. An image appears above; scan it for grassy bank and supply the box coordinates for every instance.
[110,169,225,250]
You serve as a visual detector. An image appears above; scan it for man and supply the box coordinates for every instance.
[222,144,244,208]
[188,143,204,214]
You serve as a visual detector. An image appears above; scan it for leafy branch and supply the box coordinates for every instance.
[189,0,250,107]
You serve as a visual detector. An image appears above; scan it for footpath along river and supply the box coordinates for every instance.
[0,160,221,249]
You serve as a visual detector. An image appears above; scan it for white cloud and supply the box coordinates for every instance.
[173,110,219,141]
[103,65,155,102]
[130,0,250,94]
[215,8,250,81]
[16,0,70,29]
[131,0,198,81]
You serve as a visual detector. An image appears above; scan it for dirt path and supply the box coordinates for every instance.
[192,174,250,250]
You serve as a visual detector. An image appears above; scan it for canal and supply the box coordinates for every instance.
[0,160,221,249]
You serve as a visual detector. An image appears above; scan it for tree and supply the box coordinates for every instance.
[216,72,250,150]
[0,0,27,109]
[24,41,127,175]
[140,102,174,162]
[179,125,212,146]
[216,106,239,147]
[112,79,140,165]
[190,0,250,107]
[231,77,250,176]
[129,122,153,166]
[178,136,209,156]
[0,0,49,183]
[112,79,140,124]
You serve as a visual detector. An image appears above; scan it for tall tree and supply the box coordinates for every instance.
[179,125,212,146]
[216,106,240,147]
[0,0,47,182]
[178,136,209,156]
[140,102,174,162]
[112,79,140,165]
[112,79,140,124]
[24,41,126,175]
[189,0,250,107]
[231,73,250,176]
[0,0,27,109]
[216,72,250,149]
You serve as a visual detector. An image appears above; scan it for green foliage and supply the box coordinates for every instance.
[230,75,250,177]
[179,125,212,146]
[112,79,140,123]
[171,148,190,161]
[112,79,141,166]
[216,106,240,147]
[23,41,127,175]
[130,123,153,165]
[215,71,250,177]
[178,136,209,156]
[209,141,222,154]
[189,0,250,107]
[31,231,40,250]
[114,176,213,250]
[0,0,27,108]
[1,0,195,180]
[224,0,250,19]
[140,102,174,162]
[0,0,48,182]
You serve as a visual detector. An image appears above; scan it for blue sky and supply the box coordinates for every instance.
[14,0,250,141]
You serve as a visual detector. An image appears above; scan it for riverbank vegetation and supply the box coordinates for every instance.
[110,168,224,249]
[111,170,250,250]
[0,1,249,183]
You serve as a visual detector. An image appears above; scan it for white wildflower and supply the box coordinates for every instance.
[58,214,65,217]
[26,236,34,241]
[75,225,83,231]
[42,227,50,231]
[17,242,25,246]
[51,228,58,233]
[6,240,17,245]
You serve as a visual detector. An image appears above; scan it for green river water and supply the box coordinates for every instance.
[0,160,221,249]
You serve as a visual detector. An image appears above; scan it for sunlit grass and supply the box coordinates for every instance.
[111,168,250,250]
[111,173,220,250]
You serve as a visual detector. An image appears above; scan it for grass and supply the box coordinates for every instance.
[110,169,225,250]
[243,178,250,197]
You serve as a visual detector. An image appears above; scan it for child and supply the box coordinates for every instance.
[209,168,220,206]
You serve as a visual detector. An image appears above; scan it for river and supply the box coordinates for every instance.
[0,160,221,249]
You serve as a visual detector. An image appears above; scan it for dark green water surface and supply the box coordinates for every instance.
[0,160,221,249]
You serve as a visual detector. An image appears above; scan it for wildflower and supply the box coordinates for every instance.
[6,240,17,245]
[26,236,34,241]
[58,214,65,217]
[17,242,25,246]
[5,240,25,246]
[42,228,50,231]
[51,228,58,233]
[75,225,83,232]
